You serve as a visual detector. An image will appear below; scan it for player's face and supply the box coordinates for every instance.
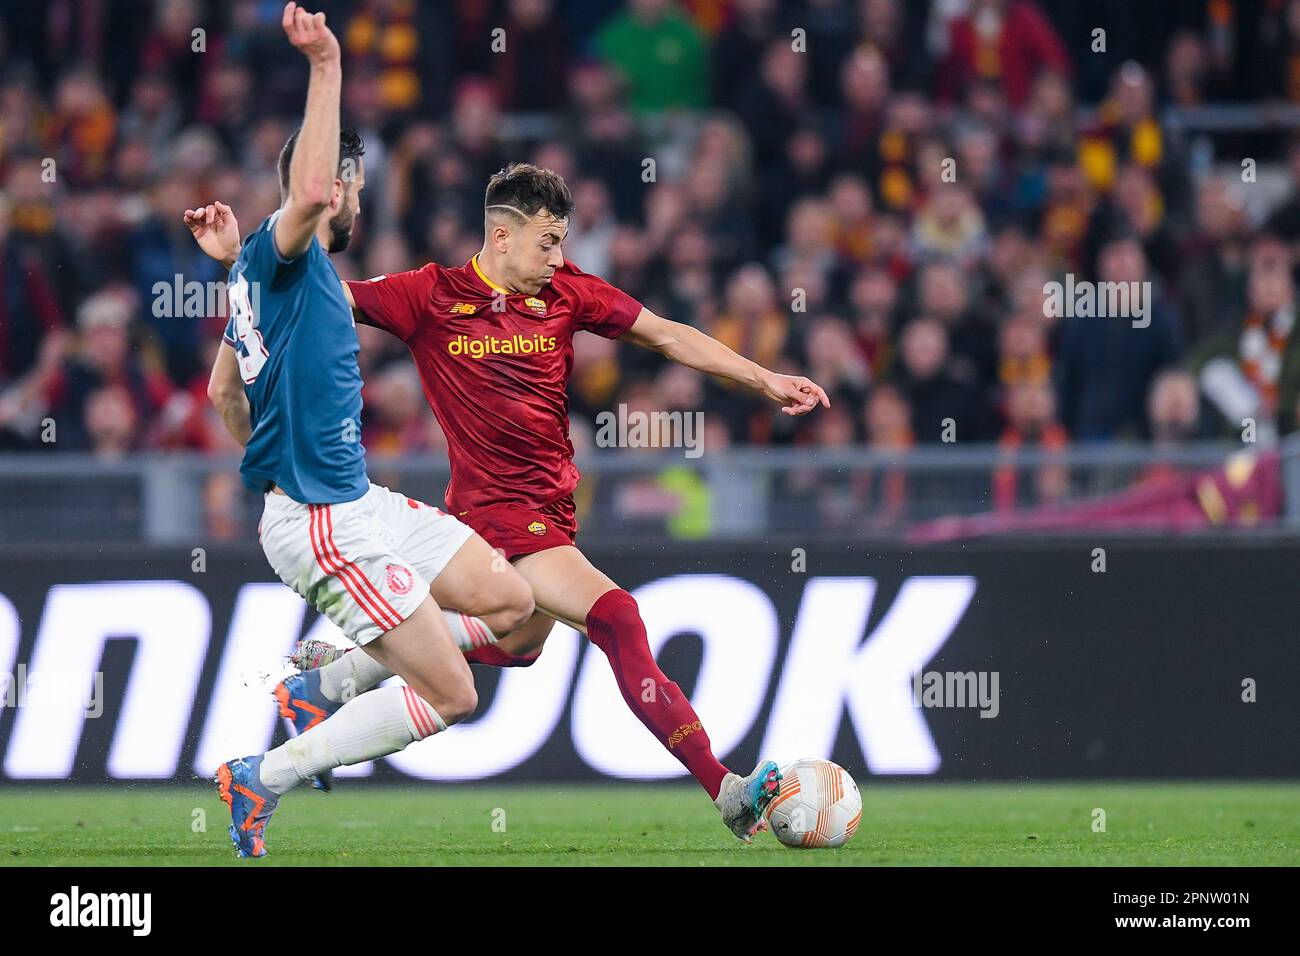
[509,212,567,294]
[327,160,366,253]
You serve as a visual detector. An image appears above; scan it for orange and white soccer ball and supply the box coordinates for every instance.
[763,759,862,848]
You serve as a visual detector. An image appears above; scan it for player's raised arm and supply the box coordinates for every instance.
[274,2,342,260]
[623,307,830,417]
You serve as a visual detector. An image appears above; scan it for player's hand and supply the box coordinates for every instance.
[183,202,241,267]
[282,2,339,65]
[762,372,831,417]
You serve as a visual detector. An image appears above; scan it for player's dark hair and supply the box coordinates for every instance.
[277,127,366,202]
[484,162,574,222]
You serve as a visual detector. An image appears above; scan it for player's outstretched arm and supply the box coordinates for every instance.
[274,2,342,260]
[208,343,251,446]
[623,308,830,417]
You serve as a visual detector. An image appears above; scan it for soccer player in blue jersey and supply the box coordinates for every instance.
[190,3,533,858]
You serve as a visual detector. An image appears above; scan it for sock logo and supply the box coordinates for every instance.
[667,720,703,749]
[385,564,414,596]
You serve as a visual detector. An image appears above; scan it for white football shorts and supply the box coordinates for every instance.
[259,482,474,646]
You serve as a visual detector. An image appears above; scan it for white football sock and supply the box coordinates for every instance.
[316,648,393,703]
[440,609,500,652]
[314,610,497,702]
[260,685,446,794]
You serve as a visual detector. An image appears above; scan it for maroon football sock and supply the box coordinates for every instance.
[585,588,730,800]
[463,644,541,667]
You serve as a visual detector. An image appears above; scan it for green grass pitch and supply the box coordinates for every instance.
[1,782,1296,866]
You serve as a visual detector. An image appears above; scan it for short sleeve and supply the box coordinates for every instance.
[345,265,435,343]
[222,312,237,346]
[565,261,642,340]
[246,210,302,270]
[232,213,301,293]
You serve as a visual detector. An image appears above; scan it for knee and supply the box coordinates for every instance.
[431,676,478,725]
[502,584,535,635]
[585,588,642,650]
[511,621,553,661]
[482,575,535,636]
[588,588,639,629]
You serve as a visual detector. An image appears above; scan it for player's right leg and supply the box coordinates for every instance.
[285,491,540,720]
[513,545,781,841]
[218,595,471,857]
[272,488,528,788]
[285,602,554,753]
[264,594,474,792]
[216,489,475,857]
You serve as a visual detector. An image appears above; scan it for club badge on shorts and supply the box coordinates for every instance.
[385,563,414,596]
[527,520,547,536]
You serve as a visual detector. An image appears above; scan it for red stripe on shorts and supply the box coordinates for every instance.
[308,505,398,631]
[320,504,404,627]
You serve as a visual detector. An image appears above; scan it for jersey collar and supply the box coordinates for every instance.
[470,254,511,295]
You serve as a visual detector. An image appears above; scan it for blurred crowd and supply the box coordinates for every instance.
[4,0,1300,525]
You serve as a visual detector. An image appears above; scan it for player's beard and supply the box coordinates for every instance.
[327,207,356,253]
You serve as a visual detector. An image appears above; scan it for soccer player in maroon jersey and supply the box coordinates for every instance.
[344,163,829,837]
[192,163,828,840]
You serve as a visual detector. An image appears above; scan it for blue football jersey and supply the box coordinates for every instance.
[223,212,368,504]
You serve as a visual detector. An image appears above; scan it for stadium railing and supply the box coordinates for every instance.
[2,436,1297,545]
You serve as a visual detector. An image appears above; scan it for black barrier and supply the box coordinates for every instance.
[0,539,1296,783]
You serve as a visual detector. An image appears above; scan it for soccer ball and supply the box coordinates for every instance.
[763,759,862,848]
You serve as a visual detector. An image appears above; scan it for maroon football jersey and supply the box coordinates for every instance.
[346,255,642,512]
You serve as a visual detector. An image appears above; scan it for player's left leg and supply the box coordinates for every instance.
[426,532,549,666]
[280,496,538,734]
[425,531,534,634]
[511,546,780,840]
[222,489,478,857]
[460,607,555,666]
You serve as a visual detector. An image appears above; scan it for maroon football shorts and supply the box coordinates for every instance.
[456,494,578,562]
